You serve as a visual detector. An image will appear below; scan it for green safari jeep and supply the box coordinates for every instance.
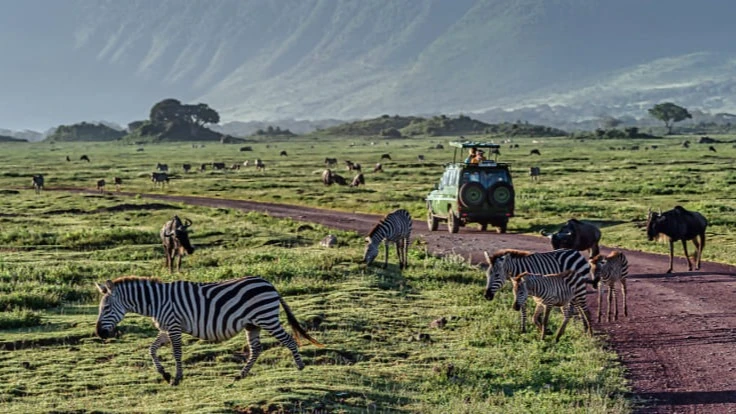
[426,141,515,233]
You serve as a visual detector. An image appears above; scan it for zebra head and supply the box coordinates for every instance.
[510,273,529,311]
[363,237,379,265]
[95,280,127,339]
[483,251,512,301]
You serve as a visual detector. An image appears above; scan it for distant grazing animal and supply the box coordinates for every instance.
[324,157,337,167]
[651,145,658,149]
[350,173,365,187]
[320,234,337,248]
[255,159,265,171]
[200,163,207,172]
[682,141,690,148]
[136,148,145,152]
[345,160,355,171]
[511,270,594,342]
[646,206,707,273]
[151,172,169,187]
[541,219,601,258]
[589,251,629,323]
[182,163,192,173]
[373,163,383,173]
[529,149,541,156]
[113,177,122,191]
[230,163,241,170]
[380,153,392,161]
[280,150,288,157]
[96,179,106,192]
[80,155,90,162]
[65,156,70,162]
[331,173,347,186]
[483,249,595,302]
[243,160,249,167]
[94,276,322,385]
[529,166,540,181]
[32,174,44,194]
[239,146,253,152]
[156,163,169,172]
[212,162,226,170]
[417,155,425,162]
[350,163,361,172]
[364,209,412,269]
[321,169,333,186]
[709,146,717,152]
[160,216,194,272]
[434,144,444,150]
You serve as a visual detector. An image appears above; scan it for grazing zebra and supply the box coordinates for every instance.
[96,179,106,192]
[363,209,412,269]
[511,270,594,342]
[589,251,629,322]
[94,276,323,385]
[32,174,44,194]
[483,249,595,301]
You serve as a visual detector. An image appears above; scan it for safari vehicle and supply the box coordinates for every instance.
[426,141,515,233]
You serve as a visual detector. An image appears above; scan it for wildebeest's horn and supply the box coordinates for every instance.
[483,251,491,264]
[183,218,192,227]
[540,229,552,237]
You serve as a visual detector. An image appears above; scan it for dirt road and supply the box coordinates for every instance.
[75,190,736,413]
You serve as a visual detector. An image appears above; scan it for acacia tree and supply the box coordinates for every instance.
[648,102,691,134]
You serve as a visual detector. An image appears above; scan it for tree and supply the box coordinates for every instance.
[187,103,220,127]
[648,102,691,134]
[149,99,184,124]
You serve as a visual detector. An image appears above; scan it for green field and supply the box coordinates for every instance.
[0,134,733,412]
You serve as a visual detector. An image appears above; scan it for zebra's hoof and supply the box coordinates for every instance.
[161,372,171,382]
[171,377,182,386]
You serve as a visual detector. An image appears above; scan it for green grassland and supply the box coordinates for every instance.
[0,133,733,412]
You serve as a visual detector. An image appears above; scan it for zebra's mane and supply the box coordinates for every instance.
[367,214,393,238]
[112,276,162,285]
[489,249,532,263]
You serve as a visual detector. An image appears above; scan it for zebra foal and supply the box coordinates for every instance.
[484,248,596,302]
[511,270,594,342]
[589,251,629,323]
[363,208,412,269]
[95,276,323,385]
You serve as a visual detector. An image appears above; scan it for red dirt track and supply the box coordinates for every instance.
[71,190,736,413]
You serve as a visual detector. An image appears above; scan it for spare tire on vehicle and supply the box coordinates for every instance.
[459,182,485,207]
[487,182,514,206]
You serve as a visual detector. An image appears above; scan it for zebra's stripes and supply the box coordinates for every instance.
[511,270,594,342]
[484,249,595,301]
[589,251,629,322]
[95,276,322,385]
[363,208,412,269]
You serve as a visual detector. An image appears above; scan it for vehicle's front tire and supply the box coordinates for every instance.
[498,220,508,234]
[427,209,439,231]
[448,211,460,234]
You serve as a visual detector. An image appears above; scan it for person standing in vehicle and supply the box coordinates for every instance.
[465,147,477,163]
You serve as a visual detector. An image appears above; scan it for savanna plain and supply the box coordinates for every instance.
[1,134,734,413]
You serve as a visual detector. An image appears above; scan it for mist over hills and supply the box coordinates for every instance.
[2,0,735,133]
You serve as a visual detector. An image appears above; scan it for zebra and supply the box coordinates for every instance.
[363,209,412,269]
[32,174,44,194]
[511,270,594,342]
[483,249,596,301]
[589,251,629,323]
[95,276,323,385]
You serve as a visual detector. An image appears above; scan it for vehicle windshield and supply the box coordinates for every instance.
[462,169,511,188]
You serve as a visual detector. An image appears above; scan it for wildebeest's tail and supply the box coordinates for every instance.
[279,297,324,347]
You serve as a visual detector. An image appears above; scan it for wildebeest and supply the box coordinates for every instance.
[160,216,194,272]
[321,169,333,186]
[156,163,169,172]
[32,174,44,194]
[230,163,241,170]
[113,177,122,192]
[709,146,717,153]
[280,150,288,157]
[434,144,444,150]
[646,206,707,273]
[380,153,391,161]
[239,146,253,152]
[80,155,90,162]
[331,173,347,186]
[151,172,169,187]
[373,163,383,173]
[529,149,541,156]
[200,163,207,172]
[324,157,337,167]
[417,155,425,162]
[65,156,70,162]
[541,219,601,258]
[212,162,226,170]
[682,141,690,148]
[182,163,192,173]
[96,179,106,193]
[350,173,365,187]
[529,166,540,181]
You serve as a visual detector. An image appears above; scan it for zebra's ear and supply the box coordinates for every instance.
[483,251,491,264]
[105,279,114,293]
[364,237,371,243]
[95,282,108,295]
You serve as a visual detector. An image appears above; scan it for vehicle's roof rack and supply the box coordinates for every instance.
[449,141,501,149]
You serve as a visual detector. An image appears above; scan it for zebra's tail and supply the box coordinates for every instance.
[279,297,324,348]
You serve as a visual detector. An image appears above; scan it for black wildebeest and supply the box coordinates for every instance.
[113,177,122,192]
[151,172,169,187]
[200,163,207,172]
[646,206,707,273]
[280,150,288,157]
[529,166,540,181]
[80,155,90,162]
[182,163,192,173]
[709,146,717,153]
[66,156,70,162]
[331,173,348,186]
[212,162,226,170]
[324,157,337,168]
[380,153,391,161]
[417,155,425,162]
[529,149,541,156]
[239,146,253,152]
[32,174,44,194]
[96,179,106,193]
[541,219,601,258]
[160,216,194,272]
[156,163,168,172]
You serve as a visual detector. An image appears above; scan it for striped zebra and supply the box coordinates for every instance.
[95,276,323,386]
[589,251,629,323]
[511,270,595,342]
[364,209,412,269]
[483,249,596,301]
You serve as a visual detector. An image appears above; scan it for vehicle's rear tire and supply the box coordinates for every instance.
[459,182,485,207]
[498,220,508,234]
[427,209,439,231]
[480,223,488,231]
[487,182,514,207]
[448,211,459,234]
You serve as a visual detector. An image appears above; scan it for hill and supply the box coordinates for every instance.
[0,135,28,143]
[45,122,125,142]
